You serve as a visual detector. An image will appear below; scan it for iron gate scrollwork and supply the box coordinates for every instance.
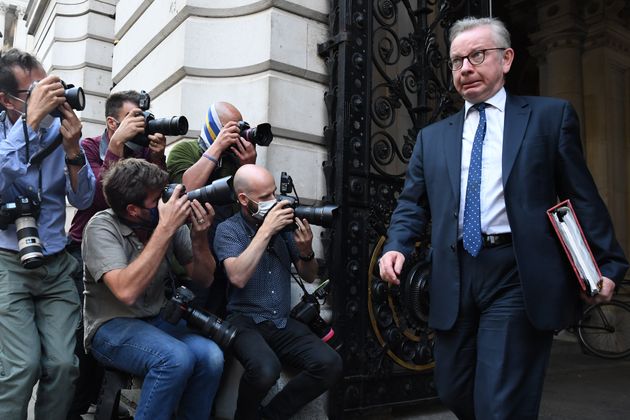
[319,0,489,416]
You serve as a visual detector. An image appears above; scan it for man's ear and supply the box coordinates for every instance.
[0,92,14,111]
[106,116,118,132]
[237,193,249,207]
[126,203,141,219]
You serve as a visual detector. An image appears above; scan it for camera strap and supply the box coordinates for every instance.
[29,133,63,166]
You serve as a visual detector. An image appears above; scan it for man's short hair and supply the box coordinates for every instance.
[105,90,142,119]
[449,17,511,49]
[102,158,169,217]
[0,48,43,95]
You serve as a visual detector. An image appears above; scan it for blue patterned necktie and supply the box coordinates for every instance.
[462,103,487,257]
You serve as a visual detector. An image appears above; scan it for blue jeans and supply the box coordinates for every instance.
[90,316,224,420]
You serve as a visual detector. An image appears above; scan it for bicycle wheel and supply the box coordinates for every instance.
[578,300,630,359]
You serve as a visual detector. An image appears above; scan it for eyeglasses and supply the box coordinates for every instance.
[447,48,506,71]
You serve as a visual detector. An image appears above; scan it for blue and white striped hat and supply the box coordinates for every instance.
[199,103,223,149]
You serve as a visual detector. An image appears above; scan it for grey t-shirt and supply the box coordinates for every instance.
[82,208,193,350]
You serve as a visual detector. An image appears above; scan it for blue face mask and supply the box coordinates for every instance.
[134,206,159,230]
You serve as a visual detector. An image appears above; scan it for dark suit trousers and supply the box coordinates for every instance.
[434,242,554,420]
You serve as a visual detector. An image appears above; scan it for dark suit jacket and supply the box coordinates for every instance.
[384,94,629,331]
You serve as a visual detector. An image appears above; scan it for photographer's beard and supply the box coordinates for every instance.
[124,206,159,233]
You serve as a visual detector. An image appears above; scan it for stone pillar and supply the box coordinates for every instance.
[13,6,28,50]
[0,3,7,46]
[580,0,630,255]
[529,0,586,129]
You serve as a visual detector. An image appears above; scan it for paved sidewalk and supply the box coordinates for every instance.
[28,335,630,419]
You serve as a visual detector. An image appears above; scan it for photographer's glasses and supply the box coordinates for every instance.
[447,48,506,71]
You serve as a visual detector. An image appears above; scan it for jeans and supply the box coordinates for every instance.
[228,314,342,420]
[90,315,224,420]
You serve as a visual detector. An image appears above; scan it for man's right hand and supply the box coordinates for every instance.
[109,107,146,155]
[260,200,294,236]
[207,120,242,156]
[379,251,406,285]
[25,75,66,130]
[156,184,191,236]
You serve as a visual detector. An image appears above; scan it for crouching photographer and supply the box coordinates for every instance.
[213,164,342,420]
[81,158,223,419]
[0,49,95,419]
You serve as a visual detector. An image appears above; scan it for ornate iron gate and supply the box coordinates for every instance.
[318,1,489,416]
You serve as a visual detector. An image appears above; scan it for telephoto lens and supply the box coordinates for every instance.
[163,286,238,349]
[16,215,43,269]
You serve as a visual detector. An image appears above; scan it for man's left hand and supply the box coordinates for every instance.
[232,137,257,165]
[581,276,616,305]
[293,217,314,256]
[190,200,214,235]
[58,102,82,150]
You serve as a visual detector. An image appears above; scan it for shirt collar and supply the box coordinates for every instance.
[464,87,506,117]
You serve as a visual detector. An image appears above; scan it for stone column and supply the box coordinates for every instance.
[0,3,7,46]
[13,6,27,50]
[529,0,586,130]
[580,0,630,254]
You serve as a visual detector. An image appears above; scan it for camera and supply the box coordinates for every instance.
[0,196,43,269]
[276,172,337,229]
[49,80,85,118]
[162,175,234,205]
[129,90,189,147]
[237,121,273,146]
[290,279,339,349]
[163,286,238,349]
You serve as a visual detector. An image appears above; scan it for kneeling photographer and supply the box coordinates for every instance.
[81,158,223,419]
[213,164,342,420]
[0,49,96,419]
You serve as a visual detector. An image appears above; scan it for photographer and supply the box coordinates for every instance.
[0,49,95,418]
[66,90,167,419]
[214,164,342,420]
[167,101,256,314]
[81,158,223,419]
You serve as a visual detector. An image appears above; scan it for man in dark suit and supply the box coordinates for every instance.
[379,16,628,420]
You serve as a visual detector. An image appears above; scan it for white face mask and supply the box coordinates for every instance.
[8,93,55,129]
[247,195,277,221]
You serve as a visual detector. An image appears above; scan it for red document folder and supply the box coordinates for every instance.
[547,200,602,296]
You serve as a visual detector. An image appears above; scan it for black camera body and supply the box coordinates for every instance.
[0,196,43,269]
[237,121,273,146]
[129,90,189,147]
[163,286,238,349]
[276,172,337,229]
[49,80,85,118]
[290,280,339,349]
[162,175,234,205]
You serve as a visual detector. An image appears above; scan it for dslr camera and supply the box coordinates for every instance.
[130,90,189,147]
[162,175,234,205]
[0,196,43,269]
[28,80,85,119]
[237,121,273,147]
[163,286,238,349]
[290,279,339,349]
[276,172,337,229]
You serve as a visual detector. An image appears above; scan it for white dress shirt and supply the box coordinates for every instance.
[458,87,511,236]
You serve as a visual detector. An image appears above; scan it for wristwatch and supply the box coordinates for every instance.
[65,151,86,167]
[299,251,315,262]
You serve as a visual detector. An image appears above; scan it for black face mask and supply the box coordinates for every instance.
[125,206,159,231]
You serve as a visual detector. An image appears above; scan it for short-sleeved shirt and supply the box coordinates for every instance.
[82,208,193,349]
[214,211,299,328]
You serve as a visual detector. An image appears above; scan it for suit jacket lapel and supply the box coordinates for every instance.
[502,94,530,186]
[444,109,465,200]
